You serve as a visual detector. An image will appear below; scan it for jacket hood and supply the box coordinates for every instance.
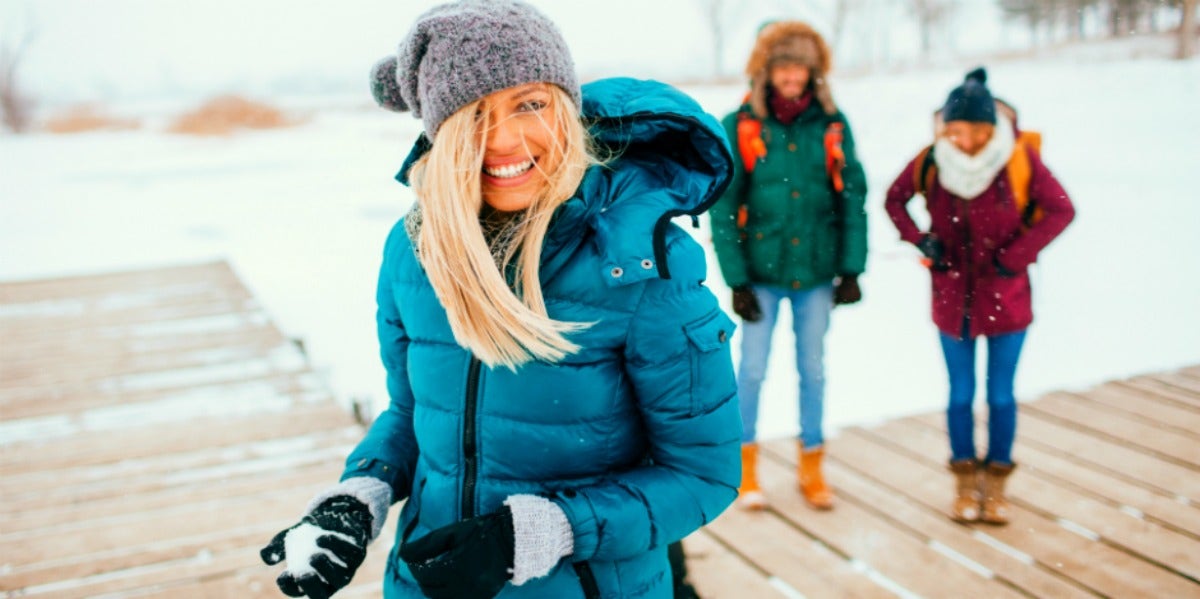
[397,77,733,282]
[561,77,732,282]
[580,77,732,216]
[396,78,731,206]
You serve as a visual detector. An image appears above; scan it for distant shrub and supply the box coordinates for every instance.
[169,95,297,135]
[44,105,140,133]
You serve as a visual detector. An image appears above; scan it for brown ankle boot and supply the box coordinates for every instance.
[798,444,834,510]
[948,459,981,522]
[980,462,1016,525]
[737,444,766,510]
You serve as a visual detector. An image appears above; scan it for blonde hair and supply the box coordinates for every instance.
[407,86,598,370]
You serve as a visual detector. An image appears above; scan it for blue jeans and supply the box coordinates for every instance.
[939,329,1027,465]
[737,283,833,448]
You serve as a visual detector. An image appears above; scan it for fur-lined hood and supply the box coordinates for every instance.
[745,21,836,118]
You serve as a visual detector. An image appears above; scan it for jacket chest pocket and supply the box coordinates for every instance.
[683,310,738,415]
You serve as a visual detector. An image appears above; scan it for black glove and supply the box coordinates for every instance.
[399,506,515,599]
[917,233,948,271]
[994,256,1018,278]
[833,275,862,305]
[731,285,763,322]
[260,495,372,599]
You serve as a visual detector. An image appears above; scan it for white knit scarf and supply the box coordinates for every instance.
[933,113,1015,200]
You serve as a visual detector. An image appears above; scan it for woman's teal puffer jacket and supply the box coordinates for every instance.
[343,77,741,599]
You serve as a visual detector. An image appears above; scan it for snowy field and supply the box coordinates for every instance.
[2,43,1198,443]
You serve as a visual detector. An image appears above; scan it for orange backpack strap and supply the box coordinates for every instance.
[735,111,766,173]
[1006,132,1042,228]
[823,121,846,193]
[912,145,936,195]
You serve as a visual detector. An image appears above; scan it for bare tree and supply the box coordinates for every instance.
[830,0,868,55]
[0,31,36,134]
[1181,0,1198,58]
[999,0,1058,45]
[696,0,731,79]
[909,0,956,60]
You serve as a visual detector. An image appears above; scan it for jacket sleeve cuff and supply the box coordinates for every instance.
[305,476,393,542]
[550,491,599,561]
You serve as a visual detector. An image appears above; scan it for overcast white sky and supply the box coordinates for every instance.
[2,0,1018,106]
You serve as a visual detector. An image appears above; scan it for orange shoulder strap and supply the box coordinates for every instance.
[824,122,846,193]
[736,112,766,173]
[913,145,936,195]
[1007,132,1042,227]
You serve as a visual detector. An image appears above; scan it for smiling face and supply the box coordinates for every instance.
[476,83,564,212]
[943,120,996,157]
[768,62,811,101]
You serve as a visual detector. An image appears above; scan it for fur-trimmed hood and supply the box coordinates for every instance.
[745,21,836,118]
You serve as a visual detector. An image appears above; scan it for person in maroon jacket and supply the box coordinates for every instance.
[885,68,1074,525]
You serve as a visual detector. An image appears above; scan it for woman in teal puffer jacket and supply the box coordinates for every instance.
[258,3,740,598]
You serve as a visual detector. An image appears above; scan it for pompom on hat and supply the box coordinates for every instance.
[941,67,996,124]
[370,0,581,138]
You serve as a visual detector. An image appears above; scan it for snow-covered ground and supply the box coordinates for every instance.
[2,42,1198,442]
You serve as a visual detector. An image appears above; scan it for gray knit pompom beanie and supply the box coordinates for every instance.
[371,0,581,138]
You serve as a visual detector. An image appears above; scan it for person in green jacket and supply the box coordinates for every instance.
[709,21,867,511]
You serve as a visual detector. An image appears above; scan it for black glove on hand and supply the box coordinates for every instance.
[731,285,763,322]
[994,256,1018,278]
[833,275,862,305]
[400,506,515,599]
[917,233,948,271]
[260,495,372,599]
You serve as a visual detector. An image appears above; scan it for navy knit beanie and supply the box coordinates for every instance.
[942,67,995,124]
[369,0,580,138]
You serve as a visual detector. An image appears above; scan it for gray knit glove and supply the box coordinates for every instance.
[504,494,575,585]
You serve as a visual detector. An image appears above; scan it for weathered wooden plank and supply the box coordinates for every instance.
[1072,384,1200,439]
[881,417,1200,582]
[1145,372,1200,399]
[0,323,288,393]
[3,506,399,596]
[1127,375,1200,409]
[0,293,259,344]
[762,440,1095,599]
[1115,378,1200,412]
[839,425,1200,597]
[1000,406,1200,501]
[681,529,791,599]
[0,401,350,475]
[0,345,312,416]
[1025,392,1200,467]
[0,489,331,570]
[910,411,1200,539]
[0,430,357,512]
[704,491,897,599]
[752,442,1026,599]
[0,262,238,303]
[1,458,342,534]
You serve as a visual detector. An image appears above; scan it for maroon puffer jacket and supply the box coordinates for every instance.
[885,147,1074,338]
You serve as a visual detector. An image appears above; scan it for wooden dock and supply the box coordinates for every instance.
[2,262,1198,598]
[684,371,1200,598]
[0,262,392,598]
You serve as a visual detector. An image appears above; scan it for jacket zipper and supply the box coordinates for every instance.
[461,356,482,519]
[573,562,601,599]
[958,198,975,339]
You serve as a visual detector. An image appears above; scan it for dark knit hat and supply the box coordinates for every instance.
[370,0,580,138]
[942,67,996,124]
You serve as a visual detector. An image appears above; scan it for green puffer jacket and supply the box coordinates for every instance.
[709,101,868,290]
